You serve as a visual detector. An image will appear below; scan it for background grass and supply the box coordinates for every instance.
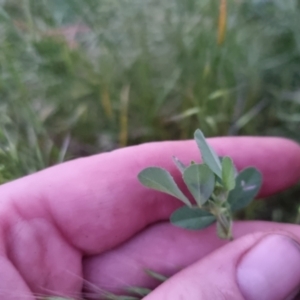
[1,0,300,223]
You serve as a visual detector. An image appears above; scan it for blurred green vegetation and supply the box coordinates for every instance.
[0,0,300,222]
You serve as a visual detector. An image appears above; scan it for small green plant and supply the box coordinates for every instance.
[34,130,264,300]
[138,129,263,240]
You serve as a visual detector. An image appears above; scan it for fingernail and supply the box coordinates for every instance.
[237,235,300,300]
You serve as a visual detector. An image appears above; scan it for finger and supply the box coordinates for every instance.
[83,221,300,296]
[1,137,299,256]
[144,232,300,300]
[0,256,34,300]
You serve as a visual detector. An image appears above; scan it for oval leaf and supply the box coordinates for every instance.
[194,129,222,178]
[170,206,216,230]
[228,167,263,212]
[183,164,215,206]
[222,157,236,191]
[138,167,191,207]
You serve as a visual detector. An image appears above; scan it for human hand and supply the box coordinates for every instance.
[1,137,300,300]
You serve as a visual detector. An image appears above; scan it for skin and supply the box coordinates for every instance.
[0,136,300,299]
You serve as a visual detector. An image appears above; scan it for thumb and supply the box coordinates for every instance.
[144,233,300,300]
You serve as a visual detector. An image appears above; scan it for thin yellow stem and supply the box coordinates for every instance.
[119,85,130,147]
[101,86,113,120]
[217,0,227,45]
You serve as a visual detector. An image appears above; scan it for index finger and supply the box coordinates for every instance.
[0,137,299,256]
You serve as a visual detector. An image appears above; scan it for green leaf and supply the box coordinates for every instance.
[44,298,74,300]
[194,129,222,178]
[144,269,168,282]
[228,167,262,212]
[138,167,191,207]
[170,206,216,230]
[0,7,10,21]
[220,156,238,177]
[183,164,215,206]
[126,287,152,297]
[172,156,186,173]
[104,295,140,300]
[222,157,236,191]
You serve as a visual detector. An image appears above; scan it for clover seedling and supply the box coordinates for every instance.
[138,129,263,240]
[46,131,263,300]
